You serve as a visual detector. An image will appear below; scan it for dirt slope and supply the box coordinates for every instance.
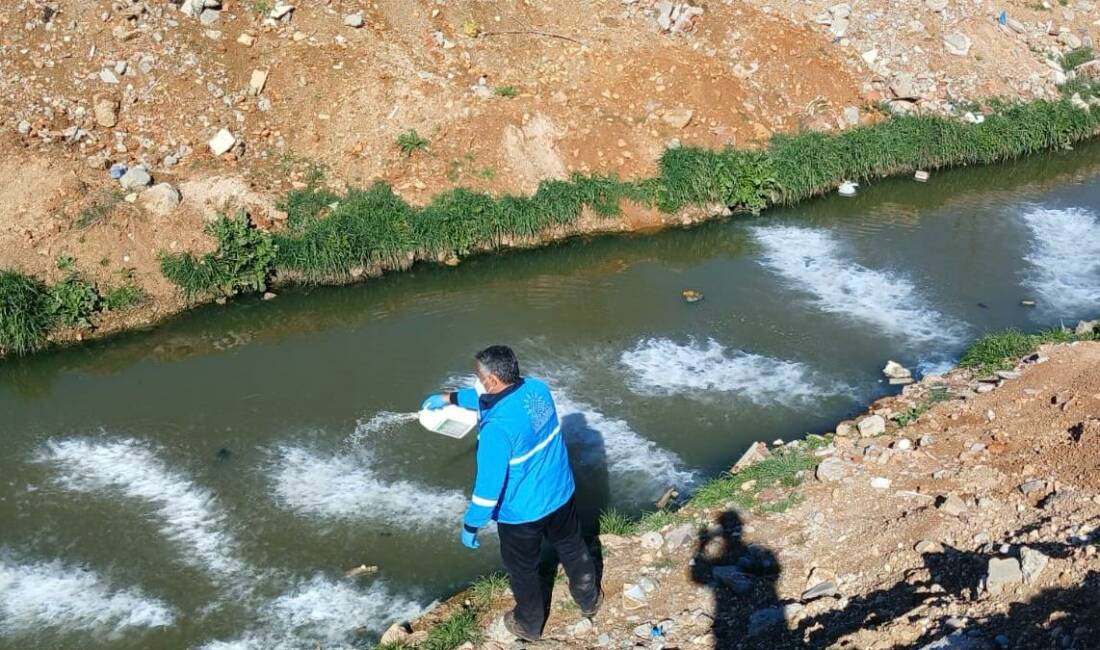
[0,0,1094,338]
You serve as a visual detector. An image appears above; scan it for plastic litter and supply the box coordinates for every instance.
[681,289,704,303]
[418,404,478,439]
[837,180,859,197]
[109,162,127,179]
[914,170,930,182]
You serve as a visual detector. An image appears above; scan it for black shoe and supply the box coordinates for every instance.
[504,611,541,642]
[581,590,603,619]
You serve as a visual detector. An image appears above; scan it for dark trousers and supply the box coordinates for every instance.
[497,496,599,637]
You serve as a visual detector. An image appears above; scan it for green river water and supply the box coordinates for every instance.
[2,142,1100,649]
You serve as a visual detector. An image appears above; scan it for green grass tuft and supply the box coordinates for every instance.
[76,190,124,229]
[689,449,817,509]
[598,508,638,536]
[101,283,147,312]
[959,327,1092,375]
[397,129,430,156]
[1061,46,1094,71]
[468,572,508,606]
[637,509,682,531]
[0,271,56,355]
[494,85,519,97]
[420,608,481,650]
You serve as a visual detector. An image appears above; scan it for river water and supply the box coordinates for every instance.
[3,143,1100,649]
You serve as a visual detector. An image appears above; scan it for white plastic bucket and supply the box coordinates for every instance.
[418,405,479,439]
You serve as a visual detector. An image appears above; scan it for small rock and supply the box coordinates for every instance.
[237,33,256,46]
[249,69,268,96]
[99,69,120,84]
[640,531,664,550]
[843,105,860,126]
[208,128,236,156]
[94,97,119,128]
[883,360,912,380]
[944,32,972,56]
[926,0,947,11]
[569,618,594,637]
[731,441,770,473]
[119,166,152,190]
[830,16,849,38]
[985,557,1023,594]
[1019,479,1046,495]
[1059,32,1083,49]
[138,183,181,216]
[937,494,968,517]
[270,3,294,19]
[915,539,943,554]
[380,622,411,645]
[815,457,851,482]
[995,370,1020,380]
[893,438,912,450]
[623,582,648,608]
[662,107,694,129]
[344,12,364,28]
[801,580,839,600]
[871,477,892,489]
[858,414,886,437]
[1019,547,1048,584]
[262,291,277,301]
[665,524,695,548]
[1074,319,1099,335]
[199,8,219,25]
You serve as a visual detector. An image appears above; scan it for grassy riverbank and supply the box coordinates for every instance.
[2,97,1099,356]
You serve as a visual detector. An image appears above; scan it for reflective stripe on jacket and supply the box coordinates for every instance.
[460,378,575,529]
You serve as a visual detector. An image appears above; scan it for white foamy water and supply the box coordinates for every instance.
[344,411,419,448]
[553,391,697,494]
[269,446,466,528]
[752,225,963,343]
[196,577,422,650]
[1021,206,1100,313]
[40,438,247,579]
[620,337,849,405]
[0,560,174,637]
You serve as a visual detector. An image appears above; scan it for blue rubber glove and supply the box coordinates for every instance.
[421,394,448,410]
[461,527,480,550]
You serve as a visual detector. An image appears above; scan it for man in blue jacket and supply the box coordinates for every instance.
[422,345,601,641]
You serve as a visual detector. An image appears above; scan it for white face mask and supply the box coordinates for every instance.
[473,378,486,396]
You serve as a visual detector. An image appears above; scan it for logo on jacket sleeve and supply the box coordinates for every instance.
[524,392,553,431]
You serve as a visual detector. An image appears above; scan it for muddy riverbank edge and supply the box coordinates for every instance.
[384,322,1100,650]
[3,98,1100,359]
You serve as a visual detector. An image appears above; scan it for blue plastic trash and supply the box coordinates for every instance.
[998,11,1007,25]
[109,163,127,179]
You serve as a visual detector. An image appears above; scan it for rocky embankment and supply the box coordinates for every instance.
[389,332,1100,649]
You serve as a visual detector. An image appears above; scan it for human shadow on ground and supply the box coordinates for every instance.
[691,509,1098,649]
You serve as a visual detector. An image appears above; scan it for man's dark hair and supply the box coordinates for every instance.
[475,345,521,385]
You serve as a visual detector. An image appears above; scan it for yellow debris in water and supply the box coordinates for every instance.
[682,289,703,303]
